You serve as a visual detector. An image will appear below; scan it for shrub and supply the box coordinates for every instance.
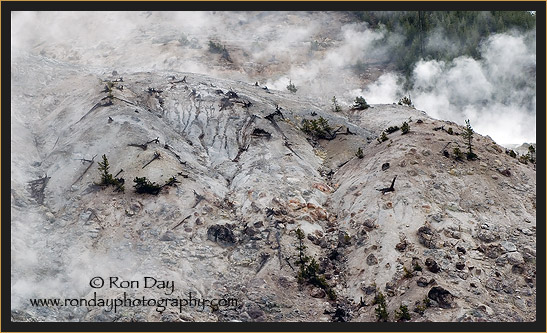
[301,117,332,139]
[287,79,298,93]
[378,131,388,143]
[453,147,464,160]
[356,147,364,159]
[413,262,422,272]
[398,95,413,107]
[385,126,400,134]
[395,304,411,321]
[208,40,231,62]
[134,177,162,195]
[208,40,225,54]
[401,121,410,134]
[507,149,517,158]
[447,127,454,135]
[294,228,336,300]
[374,291,389,322]
[96,154,125,192]
[353,96,370,110]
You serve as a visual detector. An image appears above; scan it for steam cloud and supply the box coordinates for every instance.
[11,11,536,144]
[10,11,536,310]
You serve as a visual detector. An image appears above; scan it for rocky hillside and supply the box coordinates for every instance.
[11,53,536,322]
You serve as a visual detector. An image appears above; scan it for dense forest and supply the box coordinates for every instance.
[352,11,536,78]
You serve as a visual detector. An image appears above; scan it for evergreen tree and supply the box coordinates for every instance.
[462,119,477,160]
[98,154,114,185]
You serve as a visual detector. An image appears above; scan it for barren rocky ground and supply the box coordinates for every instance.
[11,11,536,323]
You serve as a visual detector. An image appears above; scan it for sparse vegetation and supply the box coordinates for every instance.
[96,154,125,192]
[352,96,370,110]
[453,147,464,161]
[507,149,517,158]
[401,121,410,134]
[462,119,477,160]
[355,147,364,159]
[332,96,342,112]
[208,40,231,62]
[287,79,298,93]
[385,125,400,134]
[395,304,411,321]
[301,117,333,139]
[374,291,389,322]
[447,127,454,135]
[398,95,413,107]
[133,176,162,195]
[413,262,422,272]
[294,228,336,300]
[377,131,388,143]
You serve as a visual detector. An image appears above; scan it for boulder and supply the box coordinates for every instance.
[428,286,454,309]
[207,224,236,247]
[425,258,441,273]
[366,253,378,266]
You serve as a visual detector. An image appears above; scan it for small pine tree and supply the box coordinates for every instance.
[353,96,370,110]
[395,304,411,321]
[287,79,298,93]
[374,291,389,322]
[379,132,388,142]
[98,154,114,185]
[134,177,162,195]
[453,147,464,160]
[401,121,410,134]
[356,147,364,159]
[462,119,477,160]
[332,96,342,112]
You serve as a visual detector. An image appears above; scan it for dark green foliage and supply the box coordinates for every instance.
[208,40,225,53]
[519,154,529,164]
[398,95,413,107]
[133,177,162,195]
[96,154,125,192]
[98,154,112,185]
[374,291,389,322]
[332,96,342,112]
[401,121,410,134]
[508,149,517,158]
[287,79,298,93]
[395,304,411,321]
[414,296,431,315]
[413,262,422,272]
[208,40,231,62]
[301,117,333,139]
[164,176,180,187]
[453,147,464,160]
[352,11,536,78]
[385,126,400,134]
[356,147,364,159]
[447,127,454,135]
[294,228,336,300]
[462,119,477,160]
[377,131,388,143]
[352,96,370,110]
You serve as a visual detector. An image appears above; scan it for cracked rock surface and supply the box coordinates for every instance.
[11,61,536,322]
